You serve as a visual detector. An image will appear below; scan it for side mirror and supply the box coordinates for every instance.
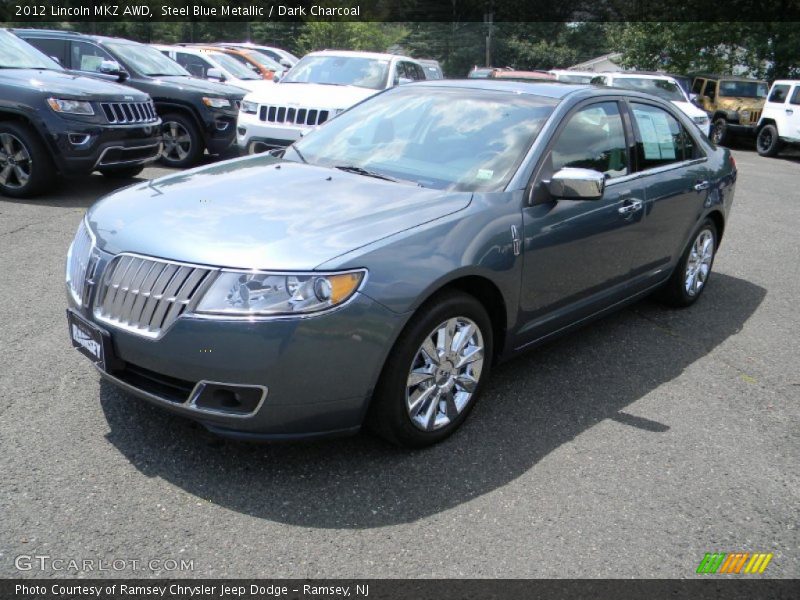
[206,68,226,82]
[279,58,292,68]
[548,168,605,201]
[99,60,128,82]
[398,77,414,85]
[272,72,282,83]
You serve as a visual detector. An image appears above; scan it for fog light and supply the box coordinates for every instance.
[68,133,91,146]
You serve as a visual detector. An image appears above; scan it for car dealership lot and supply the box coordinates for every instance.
[0,147,798,578]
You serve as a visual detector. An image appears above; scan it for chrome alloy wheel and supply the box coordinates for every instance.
[405,317,485,431]
[161,121,192,162]
[0,133,32,189]
[685,229,714,297]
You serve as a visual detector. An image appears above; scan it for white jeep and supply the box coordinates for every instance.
[756,80,800,157]
[236,50,426,153]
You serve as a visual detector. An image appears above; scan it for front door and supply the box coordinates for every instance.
[517,100,647,346]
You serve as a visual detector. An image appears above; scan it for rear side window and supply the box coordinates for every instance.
[703,80,716,100]
[630,103,699,169]
[790,86,800,106]
[550,102,628,179]
[769,85,790,103]
[26,38,68,65]
[691,78,705,94]
[175,52,211,79]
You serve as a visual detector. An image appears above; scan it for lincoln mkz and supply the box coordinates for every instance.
[66,81,736,447]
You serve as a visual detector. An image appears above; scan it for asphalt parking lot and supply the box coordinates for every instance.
[1,146,798,579]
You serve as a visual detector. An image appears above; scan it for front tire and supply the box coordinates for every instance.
[98,165,145,179]
[756,124,782,157]
[710,118,729,146]
[0,122,55,198]
[159,113,203,168]
[659,219,718,308]
[368,290,493,448]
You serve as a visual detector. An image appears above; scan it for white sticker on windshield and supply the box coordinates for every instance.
[476,169,494,180]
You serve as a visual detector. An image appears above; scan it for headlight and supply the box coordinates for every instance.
[47,98,94,115]
[194,270,365,316]
[241,100,258,114]
[202,97,232,108]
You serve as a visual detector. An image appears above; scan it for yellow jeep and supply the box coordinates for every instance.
[691,75,768,145]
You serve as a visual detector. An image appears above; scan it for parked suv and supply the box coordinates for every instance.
[691,74,768,145]
[154,45,275,93]
[237,50,425,153]
[755,80,800,157]
[0,29,161,198]
[15,29,246,167]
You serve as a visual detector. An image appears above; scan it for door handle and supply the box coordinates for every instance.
[787,109,794,115]
[694,180,711,191]
[618,199,643,215]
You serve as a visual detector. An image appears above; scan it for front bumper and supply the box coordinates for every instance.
[236,112,311,152]
[46,116,163,174]
[201,107,239,155]
[68,265,407,439]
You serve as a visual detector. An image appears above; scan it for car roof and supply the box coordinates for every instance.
[308,49,415,62]
[694,73,766,82]
[772,79,800,85]
[606,72,678,82]
[413,79,590,99]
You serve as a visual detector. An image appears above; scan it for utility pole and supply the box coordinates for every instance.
[484,9,493,67]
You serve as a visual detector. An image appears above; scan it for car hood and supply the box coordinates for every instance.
[0,68,150,101]
[232,79,275,94]
[245,82,378,109]
[146,75,247,98]
[671,100,707,118]
[87,155,472,270]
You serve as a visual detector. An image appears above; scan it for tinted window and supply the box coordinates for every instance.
[791,86,800,106]
[704,80,716,100]
[289,86,556,192]
[719,80,767,98]
[25,38,68,66]
[769,84,790,103]
[631,103,698,169]
[105,42,188,76]
[691,78,704,94]
[551,102,628,178]
[71,41,114,72]
[175,52,212,79]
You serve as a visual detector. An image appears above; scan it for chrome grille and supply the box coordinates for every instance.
[258,105,330,126]
[66,220,94,306]
[100,101,158,124]
[94,255,213,338]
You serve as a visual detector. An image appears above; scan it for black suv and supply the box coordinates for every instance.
[0,29,161,198]
[16,29,246,168]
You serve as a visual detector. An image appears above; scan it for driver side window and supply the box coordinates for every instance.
[71,41,113,73]
[550,102,629,179]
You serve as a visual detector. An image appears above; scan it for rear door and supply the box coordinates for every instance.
[787,85,800,141]
[625,100,711,279]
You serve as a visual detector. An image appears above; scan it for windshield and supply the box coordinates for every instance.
[242,50,283,72]
[719,80,768,98]
[281,55,390,90]
[0,31,61,70]
[613,78,686,102]
[289,86,556,192]
[106,42,189,77]
[210,51,260,80]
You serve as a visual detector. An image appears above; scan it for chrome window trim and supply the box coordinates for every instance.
[605,157,709,187]
[187,381,269,418]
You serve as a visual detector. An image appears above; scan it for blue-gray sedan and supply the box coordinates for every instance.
[66,81,736,447]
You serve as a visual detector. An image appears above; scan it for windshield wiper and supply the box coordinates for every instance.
[334,165,398,182]
[289,145,307,163]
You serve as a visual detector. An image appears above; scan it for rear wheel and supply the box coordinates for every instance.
[659,219,718,308]
[756,124,782,157]
[98,165,145,179]
[0,122,55,198]
[710,118,729,146]
[159,113,203,168]
[368,290,493,447]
